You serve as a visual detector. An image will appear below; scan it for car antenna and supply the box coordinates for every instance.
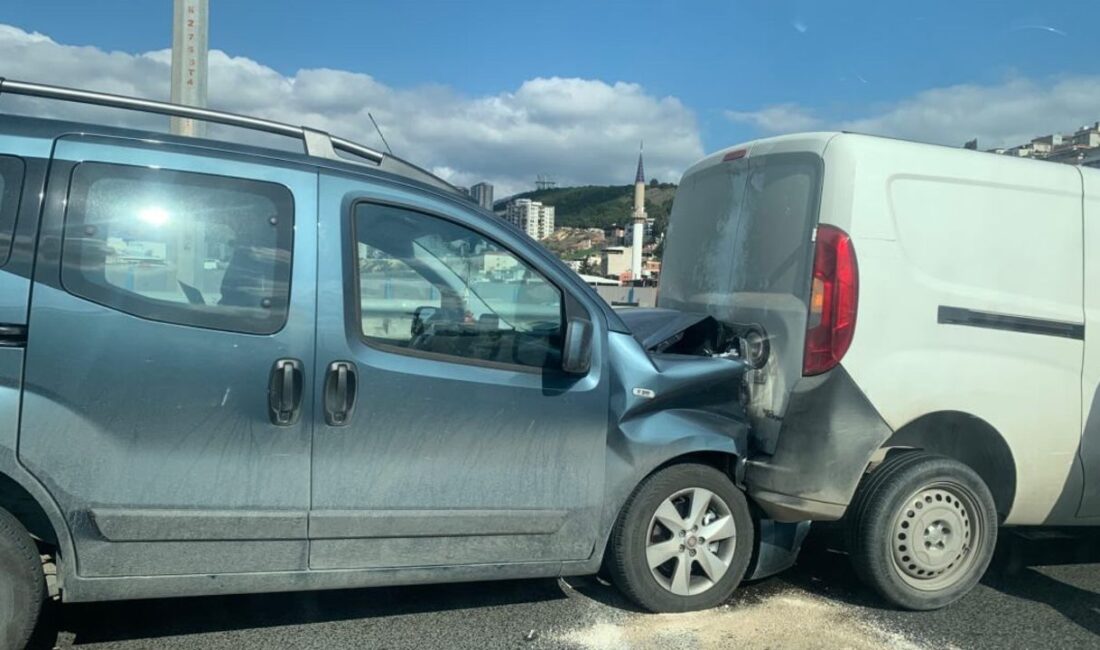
[368,112,394,155]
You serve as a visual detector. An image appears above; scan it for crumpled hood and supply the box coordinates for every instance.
[610,307,747,423]
[615,307,715,351]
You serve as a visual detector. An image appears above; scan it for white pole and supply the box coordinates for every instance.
[170,0,209,136]
[631,221,644,281]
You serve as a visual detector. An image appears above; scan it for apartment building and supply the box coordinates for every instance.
[505,199,555,240]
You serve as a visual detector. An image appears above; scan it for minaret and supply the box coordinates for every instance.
[630,143,646,282]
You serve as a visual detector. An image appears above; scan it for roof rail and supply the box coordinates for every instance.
[0,77,387,164]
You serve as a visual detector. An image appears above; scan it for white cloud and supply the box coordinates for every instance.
[839,76,1100,148]
[725,75,1100,150]
[0,24,703,197]
[724,103,822,133]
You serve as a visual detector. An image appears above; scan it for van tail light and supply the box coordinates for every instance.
[803,225,858,376]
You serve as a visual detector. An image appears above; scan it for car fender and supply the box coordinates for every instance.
[584,408,747,570]
[0,447,76,592]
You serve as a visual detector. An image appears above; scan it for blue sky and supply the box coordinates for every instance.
[0,1,1095,193]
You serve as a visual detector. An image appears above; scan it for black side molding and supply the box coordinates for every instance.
[938,306,1084,340]
[0,324,27,348]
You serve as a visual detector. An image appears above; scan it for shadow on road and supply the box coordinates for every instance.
[784,524,1100,636]
[771,523,888,609]
[33,527,1100,647]
[985,567,1100,637]
[560,574,644,612]
[39,577,567,647]
[982,529,1100,638]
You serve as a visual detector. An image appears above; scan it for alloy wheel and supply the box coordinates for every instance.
[645,487,738,596]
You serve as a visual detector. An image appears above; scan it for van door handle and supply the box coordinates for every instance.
[324,361,358,426]
[268,358,303,426]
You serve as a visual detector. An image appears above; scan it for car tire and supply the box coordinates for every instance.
[0,507,45,650]
[846,451,998,610]
[608,463,754,613]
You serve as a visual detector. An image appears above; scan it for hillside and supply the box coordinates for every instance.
[496,182,678,236]
[541,227,606,261]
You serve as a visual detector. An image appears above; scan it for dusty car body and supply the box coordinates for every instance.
[0,80,803,647]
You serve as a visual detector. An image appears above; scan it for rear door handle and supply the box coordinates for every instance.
[268,358,304,426]
[324,361,358,426]
[0,324,27,348]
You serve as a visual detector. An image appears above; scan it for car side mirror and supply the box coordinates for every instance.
[562,318,593,375]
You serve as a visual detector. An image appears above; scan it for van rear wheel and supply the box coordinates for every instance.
[846,452,997,610]
[608,463,754,612]
[0,507,45,649]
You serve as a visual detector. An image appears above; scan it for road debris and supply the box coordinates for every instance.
[556,591,926,650]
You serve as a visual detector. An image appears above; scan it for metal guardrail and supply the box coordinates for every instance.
[0,77,386,165]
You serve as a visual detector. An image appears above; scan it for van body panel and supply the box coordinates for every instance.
[745,365,893,521]
[834,137,1083,524]
[670,132,1088,525]
[680,133,835,179]
[1077,167,1100,517]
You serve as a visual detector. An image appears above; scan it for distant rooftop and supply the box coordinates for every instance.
[987,121,1100,167]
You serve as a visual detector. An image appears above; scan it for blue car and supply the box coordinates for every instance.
[0,79,804,648]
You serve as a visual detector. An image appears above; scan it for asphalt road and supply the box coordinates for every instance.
[34,526,1100,649]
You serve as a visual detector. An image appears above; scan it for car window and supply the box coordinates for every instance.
[0,155,26,267]
[61,162,294,335]
[355,202,564,369]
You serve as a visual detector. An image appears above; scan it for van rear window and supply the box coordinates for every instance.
[0,155,26,267]
[660,152,822,307]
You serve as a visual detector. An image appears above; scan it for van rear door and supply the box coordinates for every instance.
[659,140,828,452]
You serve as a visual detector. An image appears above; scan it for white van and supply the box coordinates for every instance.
[660,132,1099,610]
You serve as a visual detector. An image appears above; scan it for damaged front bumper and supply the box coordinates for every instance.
[615,306,813,580]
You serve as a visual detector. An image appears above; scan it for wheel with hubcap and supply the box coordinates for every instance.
[608,463,754,612]
[846,452,998,610]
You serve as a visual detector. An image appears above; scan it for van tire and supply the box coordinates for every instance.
[0,507,45,649]
[846,452,997,610]
[608,463,753,612]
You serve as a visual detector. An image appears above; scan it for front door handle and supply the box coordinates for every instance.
[268,358,304,426]
[324,361,358,426]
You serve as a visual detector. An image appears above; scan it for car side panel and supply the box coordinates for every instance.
[19,136,319,577]
[0,134,78,592]
[309,173,611,570]
[59,330,757,601]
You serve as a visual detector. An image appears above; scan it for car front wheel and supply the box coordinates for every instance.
[608,463,754,612]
